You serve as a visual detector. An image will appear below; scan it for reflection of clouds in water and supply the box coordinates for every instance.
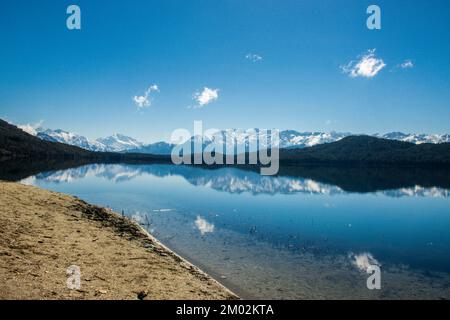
[195,216,215,235]
[350,252,380,272]
[153,208,450,299]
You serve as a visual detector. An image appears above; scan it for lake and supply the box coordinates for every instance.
[16,163,450,299]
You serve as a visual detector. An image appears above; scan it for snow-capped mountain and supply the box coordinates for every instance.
[96,134,144,152]
[168,130,352,155]
[112,130,450,154]
[20,123,450,155]
[32,128,143,152]
[279,131,449,148]
[378,132,450,144]
[279,131,351,148]
[36,129,107,151]
[127,141,175,155]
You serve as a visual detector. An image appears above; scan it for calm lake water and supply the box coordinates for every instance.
[19,163,450,299]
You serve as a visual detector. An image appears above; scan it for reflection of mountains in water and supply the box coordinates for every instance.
[22,163,450,198]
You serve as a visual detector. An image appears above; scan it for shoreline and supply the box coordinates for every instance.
[0,181,238,300]
[132,215,242,300]
[157,239,254,300]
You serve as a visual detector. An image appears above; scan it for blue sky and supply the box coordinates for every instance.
[1,0,450,142]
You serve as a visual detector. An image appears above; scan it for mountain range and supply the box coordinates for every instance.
[2,118,450,167]
[0,119,92,161]
[0,119,170,163]
[35,129,144,153]
[19,125,450,154]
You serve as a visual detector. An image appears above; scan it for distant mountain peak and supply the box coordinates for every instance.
[96,133,143,152]
[29,127,144,152]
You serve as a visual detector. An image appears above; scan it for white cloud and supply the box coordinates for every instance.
[18,120,44,136]
[400,59,414,69]
[350,252,380,272]
[193,87,219,108]
[195,216,215,235]
[341,49,386,78]
[133,84,159,109]
[245,53,263,62]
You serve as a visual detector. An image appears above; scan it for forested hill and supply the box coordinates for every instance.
[0,119,95,161]
[280,135,450,165]
[0,119,175,164]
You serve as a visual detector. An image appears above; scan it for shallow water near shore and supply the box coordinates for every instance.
[18,163,450,299]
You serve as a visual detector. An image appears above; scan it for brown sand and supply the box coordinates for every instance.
[0,181,238,300]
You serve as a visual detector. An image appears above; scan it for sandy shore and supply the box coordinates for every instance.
[0,181,238,300]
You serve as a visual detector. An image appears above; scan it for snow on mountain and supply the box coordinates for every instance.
[20,123,450,155]
[279,131,351,148]
[31,128,143,152]
[131,131,450,155]
[96,134,144,152]
[127,141,175,155]
[168,130,352,155]
[379,132,450,144]
[36,129,107,152]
